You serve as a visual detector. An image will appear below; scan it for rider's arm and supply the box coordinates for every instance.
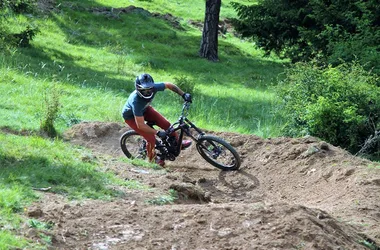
[134,116,158,134]
[164,83,185,97]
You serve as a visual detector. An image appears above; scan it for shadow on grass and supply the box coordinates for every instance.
[0,151,123,200]
[9,0,285,90]
[49,2,285,88]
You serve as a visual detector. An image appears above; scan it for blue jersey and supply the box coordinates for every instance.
[122,83,165,120]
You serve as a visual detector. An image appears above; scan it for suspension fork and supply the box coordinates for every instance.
[183,118,220,153]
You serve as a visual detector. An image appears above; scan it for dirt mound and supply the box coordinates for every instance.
[63,121,126,156]
[27,121,380,249]
[29,196,370,250]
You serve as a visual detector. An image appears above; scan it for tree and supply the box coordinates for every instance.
[231,0,380,73]
[199,0,221,62]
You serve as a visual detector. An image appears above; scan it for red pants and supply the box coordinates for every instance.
[124,106,174,161]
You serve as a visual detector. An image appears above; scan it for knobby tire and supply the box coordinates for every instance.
[196,135,241,171]
[120,130,147,159]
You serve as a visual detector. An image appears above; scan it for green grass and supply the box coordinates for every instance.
[87,0,256,21]
[0,231,30,250]
[0,132,146,249]
[1,0,286,136]
[0,0,286,248]
[0,133,144,199]
[147,189,178,205]
[120,157,164,170]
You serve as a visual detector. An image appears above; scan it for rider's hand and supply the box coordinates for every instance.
[182,93,192,103]
[156,130,167,139]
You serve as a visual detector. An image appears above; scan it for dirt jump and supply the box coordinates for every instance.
[25,121,380,250]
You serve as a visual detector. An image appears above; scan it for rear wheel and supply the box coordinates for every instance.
[196,135,241,171]
[120,130,147,159]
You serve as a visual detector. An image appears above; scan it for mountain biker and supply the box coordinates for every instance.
[122,73,193,167]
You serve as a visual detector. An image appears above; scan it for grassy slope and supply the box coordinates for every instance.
[0,0,286,248]
[1,0,286,136]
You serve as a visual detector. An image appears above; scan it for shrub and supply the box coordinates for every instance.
[40,85,60,138]
[276,61,380,155]
[147,189,178,205]
[173,75,196,97]
[1,0,37,14]
[9,25,39,47]
[0,0,39,49]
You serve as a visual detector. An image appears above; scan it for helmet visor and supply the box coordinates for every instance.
[138,87,154,97]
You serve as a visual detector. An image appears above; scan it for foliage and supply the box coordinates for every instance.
[276,61,380,154]
[28,219,54,245]
[0,184,42,249]
[231,0,380,74]
[120,157,162,170]
[0,0,39,49]
[359,239,379,250]
[28,219,54,230]
[9,25,40,48]
[174,75,196,95]
[147,189,178,205]
[0,184,33,213]
[40,84,60,138]
[0,230,30,250]
[0,0,37,13]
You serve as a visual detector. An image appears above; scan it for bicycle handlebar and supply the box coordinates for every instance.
[161,102,191,138]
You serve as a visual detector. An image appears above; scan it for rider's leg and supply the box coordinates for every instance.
[144,106,192,149]
[125,119,156,162]
[144,106,174,136]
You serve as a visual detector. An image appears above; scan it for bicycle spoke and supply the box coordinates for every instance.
[120,131,148,159]
[196,136,240,170]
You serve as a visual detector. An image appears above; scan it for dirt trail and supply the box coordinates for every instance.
[26,122,380,250]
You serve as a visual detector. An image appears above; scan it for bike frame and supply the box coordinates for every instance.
[150,102,205,160]
[120,101,240,170]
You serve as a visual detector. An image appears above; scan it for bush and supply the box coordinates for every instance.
[9,25,39,47]
[40,85,60,138]
[276,61,380,155]
[1,0,37,14]
[173,75,196,95]
[0,0,39,49]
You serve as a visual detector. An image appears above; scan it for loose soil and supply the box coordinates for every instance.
[24,121,380,250]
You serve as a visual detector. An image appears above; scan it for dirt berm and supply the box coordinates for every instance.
[25,121,380,250]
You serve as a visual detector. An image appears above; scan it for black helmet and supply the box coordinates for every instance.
[135,73,154,99]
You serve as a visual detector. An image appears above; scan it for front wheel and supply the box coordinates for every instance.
[196,135,241,171]
[120,130,147,159]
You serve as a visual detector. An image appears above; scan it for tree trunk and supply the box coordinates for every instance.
[199,0,221,62]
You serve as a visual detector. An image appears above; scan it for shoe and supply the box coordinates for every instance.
[181,140,192,150]
[155,157,165,167]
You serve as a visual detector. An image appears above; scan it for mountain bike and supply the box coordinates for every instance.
[120,101,241,171]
